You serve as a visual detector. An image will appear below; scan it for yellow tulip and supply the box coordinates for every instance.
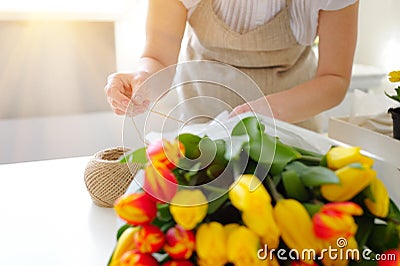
[229,175,280,248]
[364,177,390,218]
[109,227,138,266]
[226,226,267,266]
[321,165,375,202]
[389,71,400,83]
[229,174,271,211]
[242,203,280,249]
[169,189,208,230]
[321,236,359,266]
[273,199,325,262]
[326,146,374,170]
[196,222,228,266]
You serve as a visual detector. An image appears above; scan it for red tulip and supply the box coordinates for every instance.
[114,192,157,225]
[162,260,195,266]
[312,202,362,241]
[164,225,195,260]
[378,249,400,266]
[119,250,159,266]
[147,139,185,169]
[144,164,178,203]
[133,224,165,253]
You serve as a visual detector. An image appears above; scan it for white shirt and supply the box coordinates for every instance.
[180,0,357,45]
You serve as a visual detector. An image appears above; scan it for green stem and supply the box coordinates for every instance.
[264,176,283,202]
[298,155,322,165]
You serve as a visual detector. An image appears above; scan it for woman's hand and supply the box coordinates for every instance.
[104,71,150,116]
[230,96,274,118]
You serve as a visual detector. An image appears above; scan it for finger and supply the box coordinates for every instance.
[229,104,250,118]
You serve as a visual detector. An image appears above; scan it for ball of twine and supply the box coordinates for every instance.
[84,147,141,208]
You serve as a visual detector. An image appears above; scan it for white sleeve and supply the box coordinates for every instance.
[292,0,358,46]
[179,0,201,17]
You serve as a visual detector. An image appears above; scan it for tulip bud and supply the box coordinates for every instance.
[196,222,228,266]
[229,174,271,211]
[118,250,159,266]
[114,192,157,225]
[321,165,375,202]
[164,225,195,260]
[274,199,324,258]
[377,249,400,266]
[242,204,280,249]
[144,164,178,203]
[364,177,390,218]
[109,227,138,266]
[147,139,184,169]
[326,146,374,170]
[162,260,195,266]
[312,202,362,242]
[226,225,265,266]
[134,224,165,253]
[169,190,208,230]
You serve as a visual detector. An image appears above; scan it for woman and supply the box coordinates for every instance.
[104,0,359,132]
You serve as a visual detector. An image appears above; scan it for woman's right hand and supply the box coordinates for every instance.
[104,71,150,116]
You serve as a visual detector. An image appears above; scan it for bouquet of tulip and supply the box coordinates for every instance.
[108,116,400,266]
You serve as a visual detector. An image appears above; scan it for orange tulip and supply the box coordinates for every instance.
[118,250,159,266]
[147,139,184,169]
[133,224,165,253]
[312,202,362,242]
[164,225,195,260]
[114,192,157,225]
[144,164,178,203]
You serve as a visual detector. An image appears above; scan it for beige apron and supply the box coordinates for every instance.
[179,0,322,132]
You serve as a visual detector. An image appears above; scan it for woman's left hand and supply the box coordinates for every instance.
[230,97,273,118]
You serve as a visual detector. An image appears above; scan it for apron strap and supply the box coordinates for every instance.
[286,0,292,8]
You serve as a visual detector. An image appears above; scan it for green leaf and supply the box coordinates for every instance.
[367,222,400,253]
[247,134,301,176]
[385,90,400,103]
[119,147,148,164]
[292,146,323,159]
[224,135,249,160]
[178,133,201,159]
[281,170,310,201]
[354,216,374,249]
[285,161,339,187]
[157,203,173,222]
[388,199,400,224]
[285,161,309,173]
[300,166,339,187]
[232,116,265,140]
[303,203,322,217]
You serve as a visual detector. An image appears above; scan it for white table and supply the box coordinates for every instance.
[0,157,118,266]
